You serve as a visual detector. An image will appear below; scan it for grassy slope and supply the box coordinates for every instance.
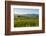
[14,15,39,27]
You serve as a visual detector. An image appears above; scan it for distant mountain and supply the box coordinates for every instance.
[14,14,39,18]
[22,14,39,17]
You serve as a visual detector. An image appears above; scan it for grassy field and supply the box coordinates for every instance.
[14,15,39,27]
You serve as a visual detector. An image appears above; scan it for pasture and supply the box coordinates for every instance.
[14,15,39,27]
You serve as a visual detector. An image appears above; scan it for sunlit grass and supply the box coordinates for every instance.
[14,15,39,27]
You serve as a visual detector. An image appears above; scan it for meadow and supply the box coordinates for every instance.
[14,14,39,27]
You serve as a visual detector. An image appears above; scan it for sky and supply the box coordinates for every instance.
[14,8,39,14]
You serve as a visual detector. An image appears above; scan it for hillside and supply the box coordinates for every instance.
[14,14,39,18]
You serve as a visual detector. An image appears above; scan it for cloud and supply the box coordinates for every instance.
[14,8,39,14]
[15,11,28,14]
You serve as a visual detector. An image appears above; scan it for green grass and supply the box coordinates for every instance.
[14,16,39,27]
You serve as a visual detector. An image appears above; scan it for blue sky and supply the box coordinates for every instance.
[14,8,39,14]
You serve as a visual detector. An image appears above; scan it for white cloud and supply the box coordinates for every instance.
[15,11,28,14]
